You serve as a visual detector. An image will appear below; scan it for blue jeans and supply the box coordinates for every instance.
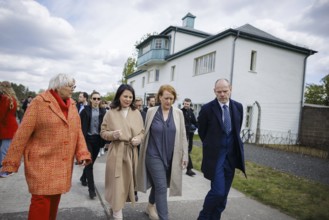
[0,139,12,169]
[146,154,170,220]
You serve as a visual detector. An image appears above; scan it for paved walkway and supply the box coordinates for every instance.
[0,153,295,220]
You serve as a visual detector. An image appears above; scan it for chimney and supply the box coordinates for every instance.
[182,12,196,28]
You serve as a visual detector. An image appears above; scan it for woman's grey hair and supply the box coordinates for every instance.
[48,73,75,90]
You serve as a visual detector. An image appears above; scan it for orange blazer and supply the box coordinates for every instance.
[2,90,91,195]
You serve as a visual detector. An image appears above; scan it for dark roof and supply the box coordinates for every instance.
[160,26,211,38]
[182,12,196,20]
[236,24,287,43]
[166,24,317,61]
[130,23,317,78]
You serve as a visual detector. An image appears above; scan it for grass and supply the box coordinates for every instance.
[190,144,329,220]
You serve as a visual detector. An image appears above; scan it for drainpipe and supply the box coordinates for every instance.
[254,101,261,144]
[230,31,240,85]
[172,27,178,54]
[297,52,312,144]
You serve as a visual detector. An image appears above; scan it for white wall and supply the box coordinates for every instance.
[232,38,306,134]
[128,35,308,138]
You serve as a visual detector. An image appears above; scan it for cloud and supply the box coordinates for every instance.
[0,0,79,59]
[290,0,329,38]
[0,0,328,94]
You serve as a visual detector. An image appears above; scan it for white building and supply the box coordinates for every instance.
[127,13,317,144]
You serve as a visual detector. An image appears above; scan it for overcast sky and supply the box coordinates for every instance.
[0,0,328,95]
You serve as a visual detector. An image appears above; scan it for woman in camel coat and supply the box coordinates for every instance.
[100,84,144,219]
[1,74,91,220]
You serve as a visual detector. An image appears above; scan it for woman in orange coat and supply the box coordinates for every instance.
[1,73,92,220]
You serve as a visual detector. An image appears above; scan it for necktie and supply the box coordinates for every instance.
[223,105,231,134]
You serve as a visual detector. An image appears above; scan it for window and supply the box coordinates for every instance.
[148,70,155,83]
[170,66,175,81]
[194,52,216,75]
[130,80,135,88]
[164,39,169,49]
[142,43,151,55]
[245,106,253,128]
[155,39,162,49]
[250,50,257,71]
[155,69,160,81]
[142,76,145,88]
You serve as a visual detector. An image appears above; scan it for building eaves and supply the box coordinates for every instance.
[126,69,146,79]
[160,26,212,38]
[166,24,317,61]
[136,35,170,49]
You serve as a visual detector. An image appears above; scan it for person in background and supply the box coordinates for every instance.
[0,81,19,178]
[97,99,108,157]
[197,79,246,220]
[181,98,198,176]
[1,73,92,220]
[79,91,106,199]
[137,84,188,220]
[77,92,89,114]
[22,95,33,113]
[100,84,144,220]
[134,96,146,122]
[143,95,156,113]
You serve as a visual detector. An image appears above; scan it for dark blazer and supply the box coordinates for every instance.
[198,98,246,180]
[181,107,198,134]
[80,105,107,146]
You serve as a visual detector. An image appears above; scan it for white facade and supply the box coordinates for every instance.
[128,15,316,144]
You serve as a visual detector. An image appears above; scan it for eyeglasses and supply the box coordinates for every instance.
[92,97,101,101]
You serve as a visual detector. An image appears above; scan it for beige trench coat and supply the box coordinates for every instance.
[100,107,144,211]
[136,106,188,196]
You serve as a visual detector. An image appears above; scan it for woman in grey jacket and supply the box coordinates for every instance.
[137,84,188,220]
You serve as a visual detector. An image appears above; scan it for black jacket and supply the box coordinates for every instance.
[181,107,198,133]
[80,105,107,145]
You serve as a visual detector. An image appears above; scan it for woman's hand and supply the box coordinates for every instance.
[131,137,141,146]
[112,130,122,140]
[79,159,92,166]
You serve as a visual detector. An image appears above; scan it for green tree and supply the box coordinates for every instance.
[121,57,136,83]
[10,83,36,102]
[103,92,115,101]
[121,32,159,84]
[304,74,329,106]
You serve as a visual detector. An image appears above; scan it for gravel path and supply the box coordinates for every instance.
[194,141,329,185]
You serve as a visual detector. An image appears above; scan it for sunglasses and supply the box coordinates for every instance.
[92,97,101,101]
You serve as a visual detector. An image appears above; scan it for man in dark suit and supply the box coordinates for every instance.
[197,79,246,220]
[76,92,88,114]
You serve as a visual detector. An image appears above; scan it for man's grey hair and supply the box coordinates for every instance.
[48,73,75,90]
[215,78,230,87]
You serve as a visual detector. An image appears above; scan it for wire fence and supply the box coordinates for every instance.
[242,129,298,145]
[241,128,329,152]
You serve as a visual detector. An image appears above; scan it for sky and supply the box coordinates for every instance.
[0,0,328,95]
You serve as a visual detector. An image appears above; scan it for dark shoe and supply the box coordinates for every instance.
[134,191,138,202]
[186,169,196,176]
[80,177,87,186]
[89,190,96,199]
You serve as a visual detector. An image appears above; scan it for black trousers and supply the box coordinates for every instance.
[81,135,102,192]
[187,132,194,170]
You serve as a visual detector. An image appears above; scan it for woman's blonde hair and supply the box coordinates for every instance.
[0,81,18,110]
